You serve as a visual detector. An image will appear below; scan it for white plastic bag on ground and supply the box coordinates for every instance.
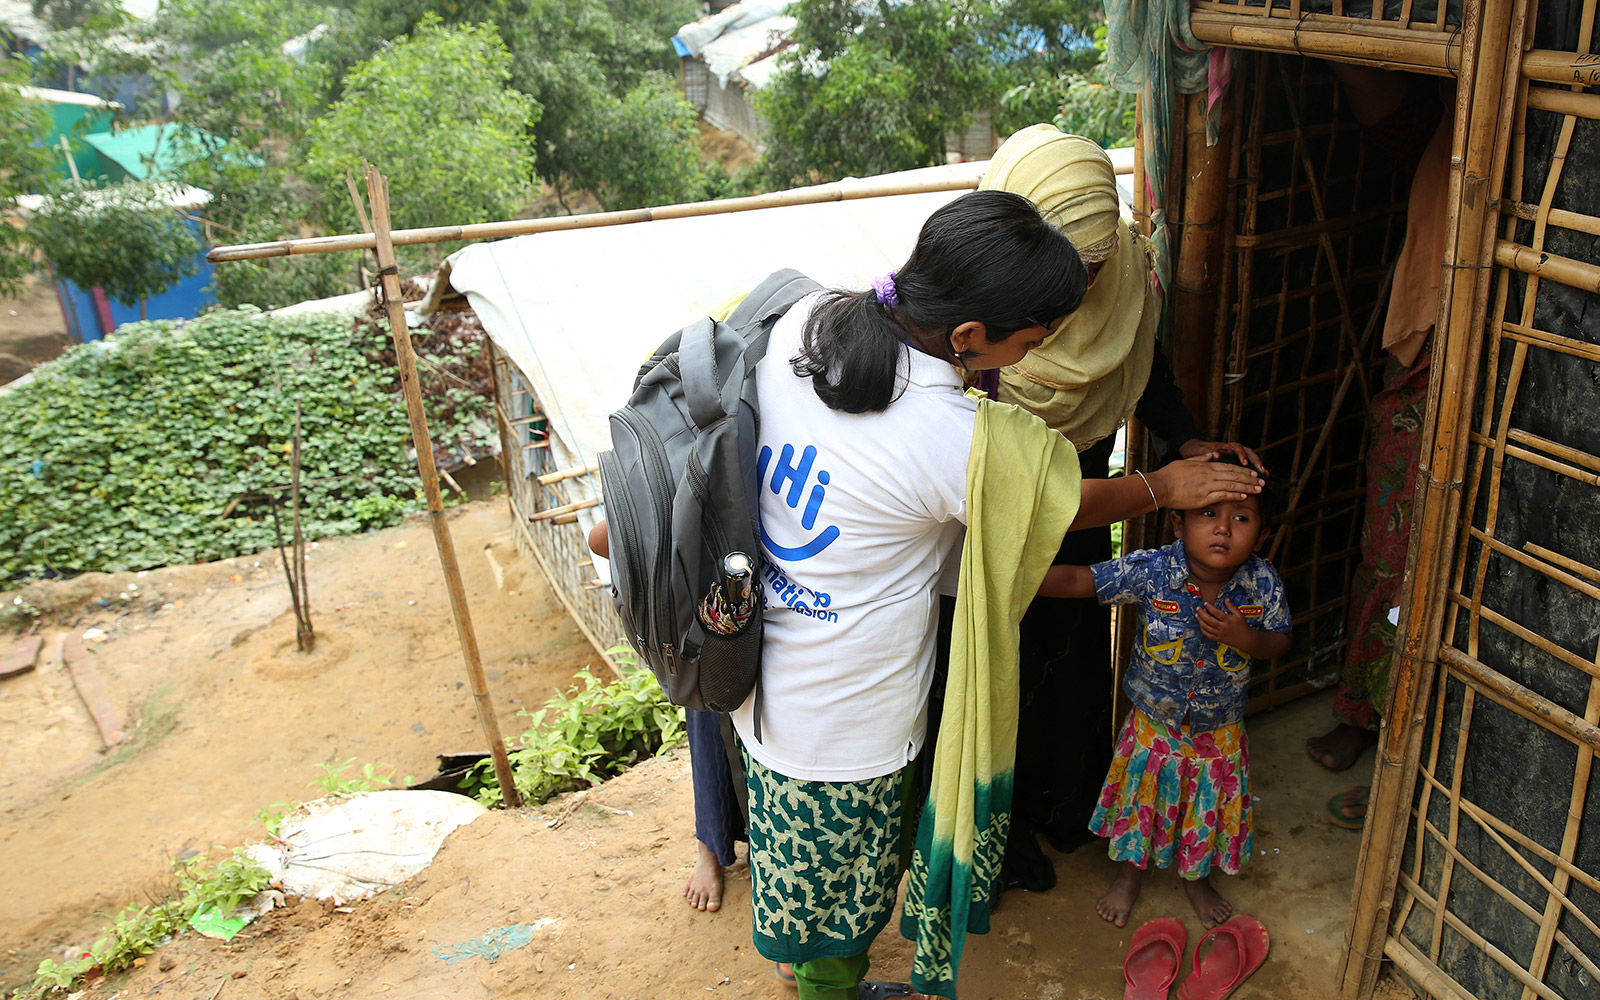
[245,790,488,904]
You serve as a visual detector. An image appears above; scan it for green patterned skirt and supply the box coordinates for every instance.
[742,749,918,964]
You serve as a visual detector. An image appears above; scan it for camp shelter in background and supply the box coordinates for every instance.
[420,161,994,662]
[1110,2,1599,998]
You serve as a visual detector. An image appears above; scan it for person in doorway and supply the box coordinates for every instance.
[1037,460,1292,927]
[726,190,1263,1000]
[1307,65,1450,830]
[974,124,1264,891]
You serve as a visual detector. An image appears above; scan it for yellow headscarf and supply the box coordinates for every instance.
[979,124,1159,452]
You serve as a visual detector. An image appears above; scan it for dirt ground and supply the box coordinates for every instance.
[1,499,1415,999]
[0,270,72,385]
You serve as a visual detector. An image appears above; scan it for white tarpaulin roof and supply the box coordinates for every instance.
[440,161,988,494]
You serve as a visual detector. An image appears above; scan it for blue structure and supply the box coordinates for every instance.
[50,217,216,343]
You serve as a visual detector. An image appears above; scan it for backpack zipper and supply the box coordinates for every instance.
[615,405,678,672]
[597,450,649,652]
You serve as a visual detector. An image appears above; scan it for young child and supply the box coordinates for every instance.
[1038,462,1291,928]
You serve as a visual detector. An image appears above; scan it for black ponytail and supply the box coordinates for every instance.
[792,189,1087,413]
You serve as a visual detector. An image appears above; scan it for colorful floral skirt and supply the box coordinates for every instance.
[1087,709,1253,879]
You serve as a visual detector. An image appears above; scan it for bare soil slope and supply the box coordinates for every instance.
[2,499,1405,1000]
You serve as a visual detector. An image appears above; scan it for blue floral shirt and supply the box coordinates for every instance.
[1092,540,1292,732]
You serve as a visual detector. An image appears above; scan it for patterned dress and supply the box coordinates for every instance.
[1085,541,1291,877]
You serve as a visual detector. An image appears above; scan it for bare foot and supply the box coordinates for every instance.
[1096,861,1144,926]
[683,842,723,911]
[1306,723,1378,772]
[774,962,795,988]
[1183,875,1233,927]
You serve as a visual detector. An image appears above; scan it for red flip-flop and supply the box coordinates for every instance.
[1176,914,1270,1000]
[1124,916,1186,1000]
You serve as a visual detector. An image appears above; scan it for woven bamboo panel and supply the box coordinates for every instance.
[1218,53,1412,714]
[1384,15,1600,1000]
[488,342,624,676]
[1192,0,1463,28]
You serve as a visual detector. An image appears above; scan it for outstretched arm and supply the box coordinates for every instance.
[1071,456,1263,531]
[1037,564,1096,600]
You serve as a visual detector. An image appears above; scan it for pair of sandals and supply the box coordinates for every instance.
[1123,915,1270,1000]
[775,962,918,998]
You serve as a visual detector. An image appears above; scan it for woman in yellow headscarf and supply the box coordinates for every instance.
[968,124,1261,906]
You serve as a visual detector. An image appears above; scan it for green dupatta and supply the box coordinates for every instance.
[899,397,1082,997]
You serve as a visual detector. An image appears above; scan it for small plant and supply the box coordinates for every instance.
[464,661,684,809]
[311,757,409,796]
[14,850,270,999]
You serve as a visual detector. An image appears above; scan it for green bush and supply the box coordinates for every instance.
[465,665,686,809]
[0,308,424,576]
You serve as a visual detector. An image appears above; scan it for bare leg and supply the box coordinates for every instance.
[683,841,723,911]
[1096,861,1144,927]
[1183,875,1233,928]
[1306,722,1378,772]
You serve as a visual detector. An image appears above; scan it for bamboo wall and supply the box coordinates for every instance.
[1213,53,1413,715]
[487,342,624,676]
[1374,2,1600,996]
[1193,0,1462,26]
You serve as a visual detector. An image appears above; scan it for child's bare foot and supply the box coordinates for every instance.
[684,842,723,911]
[1306,723,1378,772]
[1183,875,1233,927]
[1096,861,1144,926]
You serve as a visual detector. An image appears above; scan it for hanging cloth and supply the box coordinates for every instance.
[1102,0,1228,292]
[900,397,1083,998]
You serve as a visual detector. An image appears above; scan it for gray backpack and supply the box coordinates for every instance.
[597,269,820,716]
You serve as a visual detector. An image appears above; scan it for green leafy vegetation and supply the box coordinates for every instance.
[464,663,685,809]
[0,309,425,577]
[304,16,539,244]
[0,56,57,298]
[12,850,272,1000]
[25,181,203,317]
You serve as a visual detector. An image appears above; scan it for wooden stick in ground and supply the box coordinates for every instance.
[291,402,314,652]
[363,163,521,809]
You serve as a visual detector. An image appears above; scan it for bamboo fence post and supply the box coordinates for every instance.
[362,163,521,809]
[1339,0,1526,994]
[291,402,313,652]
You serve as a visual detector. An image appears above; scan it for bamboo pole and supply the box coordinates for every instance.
[537,463,601,487]
[1522,47,1600,85]
[1172,91,1233,416]
[1188,11,1463,75]
[529,497,601,523]
[1340,0,1526,993]
[1494,239,1600,291]
[362,164,521,809]
[207,176,985,263]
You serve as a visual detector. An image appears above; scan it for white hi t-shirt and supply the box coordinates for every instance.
[730,293,977,781]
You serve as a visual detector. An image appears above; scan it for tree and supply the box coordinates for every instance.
[303,17,539,236]
[1,57,56,298]
[155,1,351,308]
[571,73,706,212]
[755,1,1000,187]
[28,181,202,319]
[500,0,703,211]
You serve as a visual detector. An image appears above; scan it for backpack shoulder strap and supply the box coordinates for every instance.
[727,268,822,367]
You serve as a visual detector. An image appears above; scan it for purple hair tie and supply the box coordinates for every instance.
[872,272,899,309]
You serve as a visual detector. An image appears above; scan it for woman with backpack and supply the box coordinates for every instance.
[722,189,1263,999]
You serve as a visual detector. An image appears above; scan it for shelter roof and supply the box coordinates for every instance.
[438,160,985,483]
[672,0,795,89]
[81,123,248,180]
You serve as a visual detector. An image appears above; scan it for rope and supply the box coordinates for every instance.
[484,244,604,510]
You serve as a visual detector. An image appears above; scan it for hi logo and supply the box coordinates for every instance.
[757,443,840,560]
